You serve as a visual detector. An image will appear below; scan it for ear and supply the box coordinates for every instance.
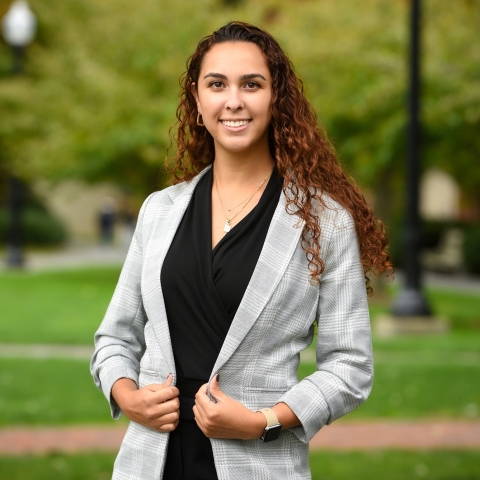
[191,83,202,113]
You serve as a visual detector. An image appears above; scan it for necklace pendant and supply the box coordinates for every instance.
[223,220,231,233]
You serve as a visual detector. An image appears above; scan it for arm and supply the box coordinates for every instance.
[193,376,300,440]
[277,208,373,442]
[193,208,372,441]
[111,376,180,432]
[90,194,153,419]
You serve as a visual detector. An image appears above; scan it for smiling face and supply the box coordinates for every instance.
[193,41,273,158]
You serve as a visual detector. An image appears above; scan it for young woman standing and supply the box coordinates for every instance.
[91,21,392,479]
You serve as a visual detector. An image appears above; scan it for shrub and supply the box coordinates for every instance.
[463,225,480,274]
[387,219,469,269]
[0,206,67,246]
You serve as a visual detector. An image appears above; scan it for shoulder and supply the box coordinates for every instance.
[142,182,190,208]
[139,167,211,218]
[143,168,211,209]
[293,188,353,231]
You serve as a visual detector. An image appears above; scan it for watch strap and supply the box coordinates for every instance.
[257,408,280,427]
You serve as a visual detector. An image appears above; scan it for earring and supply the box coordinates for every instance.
[197,112,205,126]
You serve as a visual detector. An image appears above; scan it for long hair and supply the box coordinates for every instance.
[167,21,392,293]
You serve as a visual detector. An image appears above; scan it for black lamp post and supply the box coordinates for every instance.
[5,176,25,267]
[392,0,432,317]
[2,1,37,268]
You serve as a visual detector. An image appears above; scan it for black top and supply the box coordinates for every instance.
[161,166,283,385]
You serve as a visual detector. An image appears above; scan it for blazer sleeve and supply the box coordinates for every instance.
[277,208,373,443]
[90,193,154,419]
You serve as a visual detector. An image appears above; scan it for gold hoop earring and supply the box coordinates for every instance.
[197,112,205,126]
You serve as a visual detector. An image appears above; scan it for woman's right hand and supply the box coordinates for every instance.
[111,374,180,432]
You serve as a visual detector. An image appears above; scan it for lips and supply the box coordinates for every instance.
[221,120,251,127]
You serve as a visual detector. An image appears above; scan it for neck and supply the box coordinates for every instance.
[213,146,274,187]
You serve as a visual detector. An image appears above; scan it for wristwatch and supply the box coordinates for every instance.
[257,408,282,442]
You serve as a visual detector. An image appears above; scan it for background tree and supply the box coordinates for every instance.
[0,0,478,217]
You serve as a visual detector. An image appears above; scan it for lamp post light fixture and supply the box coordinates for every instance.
[2,1,37,268]
[392,0,432,317]
[374,0,448,337]
[1,0,37,74]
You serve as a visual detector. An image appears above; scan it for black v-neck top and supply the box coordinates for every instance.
[161,167,283,384]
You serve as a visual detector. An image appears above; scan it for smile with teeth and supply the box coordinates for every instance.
[221,120,250,127]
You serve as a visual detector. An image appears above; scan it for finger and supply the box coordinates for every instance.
[206,375,224,403]
[149,373,173,392]
[194,385,211,409]
[163,373,173,387]
[151,386,180,403]
[197,383,208,395]
[193,394,211,422]
[157,421,179,433]
[192,405,206,432]
[141,397,179,423]
[154,397,180,416]
[210,374,224,398]
[192,403,203,420]
[155,410,180,428]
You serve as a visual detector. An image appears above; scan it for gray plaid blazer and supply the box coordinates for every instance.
[91,166,373,480]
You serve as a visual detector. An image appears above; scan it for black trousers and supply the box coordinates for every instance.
[163,382,218,480]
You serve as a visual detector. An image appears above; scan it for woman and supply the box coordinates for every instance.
[91,21,391,479]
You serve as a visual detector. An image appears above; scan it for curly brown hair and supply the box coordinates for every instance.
[167,21,393,294]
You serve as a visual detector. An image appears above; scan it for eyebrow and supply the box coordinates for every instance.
[203,72,267,81]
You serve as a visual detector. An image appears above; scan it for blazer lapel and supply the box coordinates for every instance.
[210,192,304,379]
[142,167,211,379]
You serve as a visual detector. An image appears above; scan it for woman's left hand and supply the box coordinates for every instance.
[193,375,266,440]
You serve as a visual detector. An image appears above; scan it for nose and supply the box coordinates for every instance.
[225,87,244,111]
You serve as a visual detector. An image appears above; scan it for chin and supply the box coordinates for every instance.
[220,141,252,153]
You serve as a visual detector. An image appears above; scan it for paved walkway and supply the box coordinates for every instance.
[3,245,128,272]
[1,421,479,455]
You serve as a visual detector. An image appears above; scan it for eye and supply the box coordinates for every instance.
[209,81,224,89]
[244,81,260,90]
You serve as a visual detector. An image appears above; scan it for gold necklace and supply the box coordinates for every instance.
[214,168,274,234]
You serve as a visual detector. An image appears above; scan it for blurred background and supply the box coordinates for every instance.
[0,0,479,479]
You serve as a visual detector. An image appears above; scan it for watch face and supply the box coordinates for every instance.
[262,424,281,442]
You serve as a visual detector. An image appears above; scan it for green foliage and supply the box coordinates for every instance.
[387,219,479,270]
[0,0,479,207]
[463,225,480,274]
[0,206,67,245]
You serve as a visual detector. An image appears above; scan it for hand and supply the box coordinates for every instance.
[193,375,266,440]
[112,374,180,432]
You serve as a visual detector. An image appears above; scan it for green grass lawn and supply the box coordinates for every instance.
[0,358,128,426]
[299,332,480,420]
[1,340,479,425]
[1,267,480,343]
[1,267,478,348]
[0,268,121,344]
[368,286,480,331]
[1,451,479,480]
[0,267,479,426]
[309,450,480,480]
[0,453,115,480]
